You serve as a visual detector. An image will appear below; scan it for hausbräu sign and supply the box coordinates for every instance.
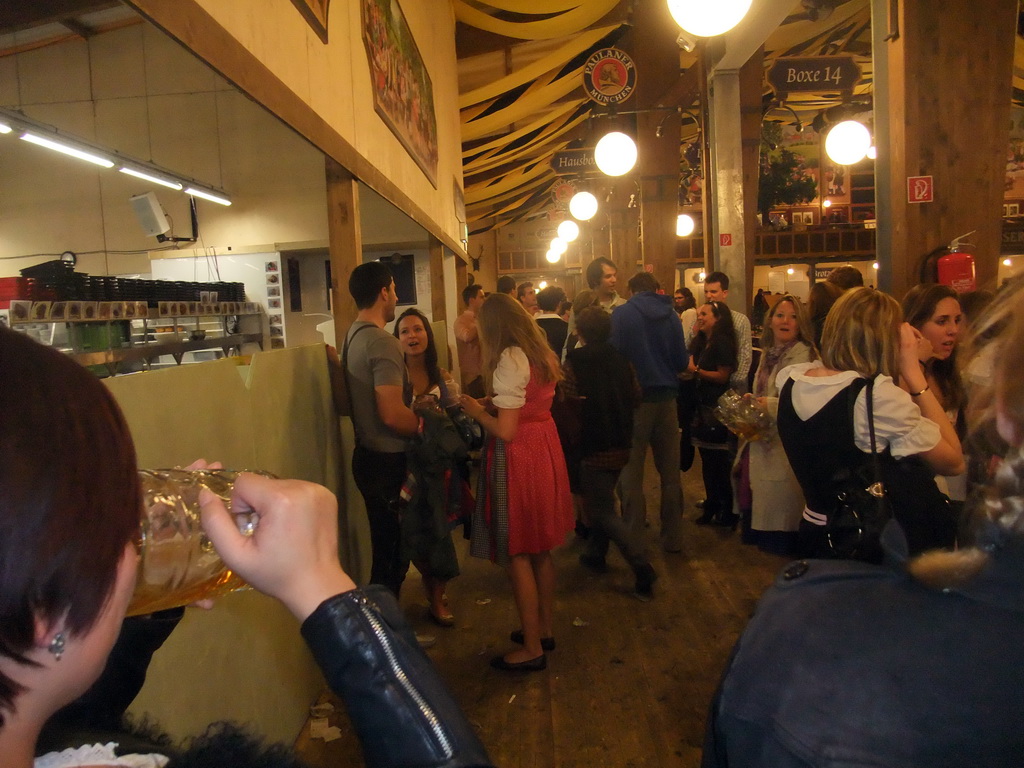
[550,148,599,175]
[768,56,861,99]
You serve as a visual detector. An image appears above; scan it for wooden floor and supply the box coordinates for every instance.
[296,454,787,767]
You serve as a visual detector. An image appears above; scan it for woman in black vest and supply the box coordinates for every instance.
[776,287,964,559]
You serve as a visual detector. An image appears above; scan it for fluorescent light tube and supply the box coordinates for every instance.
[119,166,184,190]
[185,186,231,206]
[20,132,115,168]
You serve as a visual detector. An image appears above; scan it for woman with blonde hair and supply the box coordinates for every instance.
[705,277,1024,766]
[733,294,817,555]
[459,293,573,671]
[776,286,964,559]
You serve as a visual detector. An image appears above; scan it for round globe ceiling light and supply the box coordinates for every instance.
[546,250,561,264]
[594,131,637,177]
[549,237,568,256]
[569,191,598,221]
[676,213,696,237]
[557,219,580,242]
[667,0,753,37]
[866,145,877,160]
[824,120,871,166]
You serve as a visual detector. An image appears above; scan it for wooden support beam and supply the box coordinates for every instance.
[880,0,1016,295]
[738,47,763,314]
[428,236,447,326]
[633,0,681,293]
[325,158,361,345]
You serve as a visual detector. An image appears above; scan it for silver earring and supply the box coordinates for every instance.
[48,632,66,661]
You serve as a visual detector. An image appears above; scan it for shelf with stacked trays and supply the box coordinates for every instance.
[3,299,264,376]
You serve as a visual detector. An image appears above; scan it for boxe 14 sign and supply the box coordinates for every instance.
[768,56,861,99]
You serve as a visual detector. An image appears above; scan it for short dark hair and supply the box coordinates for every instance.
[586,257,617,289]
[462,283,484,306]
[704,271,729,290]
[516,281,534,301]
[536,285,566,312]
[496,275,517,295]
[349,261,393,309]
[575,305,612,344]
[827,265,864,290]
[628,272,659,295]
[0,328,140,724]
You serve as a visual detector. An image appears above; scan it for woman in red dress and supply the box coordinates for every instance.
[460,294,573,672]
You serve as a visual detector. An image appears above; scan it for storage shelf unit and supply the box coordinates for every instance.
[7,306,264,377]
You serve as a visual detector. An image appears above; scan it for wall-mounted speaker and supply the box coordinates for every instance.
[130,191,171,237]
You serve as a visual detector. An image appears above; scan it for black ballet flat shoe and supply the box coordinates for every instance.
[510,629,555,651]
[490,653,547,672]
[695,510,717,525]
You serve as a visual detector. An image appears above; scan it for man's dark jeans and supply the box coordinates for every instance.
[353,444,409,596]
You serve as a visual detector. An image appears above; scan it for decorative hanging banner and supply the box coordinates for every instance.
[767,56,861,100]
[582,48,637,105]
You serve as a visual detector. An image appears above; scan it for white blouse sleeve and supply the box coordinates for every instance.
[491,347,530,409]
[853,375,941,458]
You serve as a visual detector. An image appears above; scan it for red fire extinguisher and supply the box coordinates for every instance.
[919,230,977,293]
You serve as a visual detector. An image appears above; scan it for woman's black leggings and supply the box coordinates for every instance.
[699,446,734,518]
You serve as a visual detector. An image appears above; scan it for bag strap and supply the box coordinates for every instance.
[863,378,887,513]
[341,322,375,420]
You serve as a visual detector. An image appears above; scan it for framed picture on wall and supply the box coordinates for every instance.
[289,0,330,43]
[360,0,438,187]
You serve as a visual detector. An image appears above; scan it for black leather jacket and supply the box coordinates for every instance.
[40,586,494,768]
[303,586,493,767]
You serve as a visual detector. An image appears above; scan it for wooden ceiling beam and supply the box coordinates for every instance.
[59,16,95,38]
[0,0,118,35]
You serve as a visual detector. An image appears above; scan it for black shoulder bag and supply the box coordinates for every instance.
[825,378,892,563]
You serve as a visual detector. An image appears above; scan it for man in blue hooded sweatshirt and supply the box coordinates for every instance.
[609,272,689,553]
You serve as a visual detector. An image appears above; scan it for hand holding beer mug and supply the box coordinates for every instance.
[128,464,272,615]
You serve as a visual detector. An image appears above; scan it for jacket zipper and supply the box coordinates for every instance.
[357,601,454,758]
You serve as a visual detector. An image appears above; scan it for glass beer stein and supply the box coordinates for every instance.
[127,468,273,616]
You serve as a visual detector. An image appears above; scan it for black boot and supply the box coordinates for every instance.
[695,500,716,525]
[633,563,658,601]
[713,510,739,530]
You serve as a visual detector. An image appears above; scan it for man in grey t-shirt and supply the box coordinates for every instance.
[345,262,419,596]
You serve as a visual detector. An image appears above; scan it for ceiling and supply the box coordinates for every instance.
[3,1,1024,240]
[453,0,877,235]
[453,1,1024,236]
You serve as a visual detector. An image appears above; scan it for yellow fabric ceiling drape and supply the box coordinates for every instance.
[466,0,588,14]
[454,0,619,40]
[462,71,586,141]
[765,0,868,55]
[460,24,619,108]
[463,100,577,158]
[465,161,552,203]
[465,119,584,176]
